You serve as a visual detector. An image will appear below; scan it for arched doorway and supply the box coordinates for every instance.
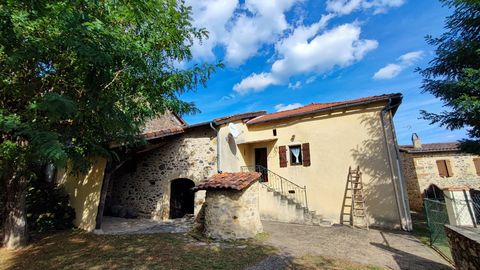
[424,184,444,201]
[170,178,195,219]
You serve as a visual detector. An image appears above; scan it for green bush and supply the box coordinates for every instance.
[26,179,75,232]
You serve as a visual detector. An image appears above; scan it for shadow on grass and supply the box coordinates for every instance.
[0,229,276,270]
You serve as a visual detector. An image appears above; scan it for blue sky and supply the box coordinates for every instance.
[180,0,467,145]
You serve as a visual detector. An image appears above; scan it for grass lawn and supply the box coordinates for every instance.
[0,230,274,270]
[0,230,386,270]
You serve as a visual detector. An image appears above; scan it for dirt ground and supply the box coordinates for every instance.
[260,221,452,270]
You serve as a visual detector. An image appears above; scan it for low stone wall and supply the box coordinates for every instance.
[445,225,480,270]
[204,182,263,240]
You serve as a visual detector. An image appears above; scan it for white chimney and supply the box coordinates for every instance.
[412,133,422,149]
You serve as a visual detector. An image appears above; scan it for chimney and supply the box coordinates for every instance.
[412,133,422,149]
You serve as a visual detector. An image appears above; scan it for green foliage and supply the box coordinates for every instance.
[418,0,480,153]
[26,178,75,232]
[0,0,220,173]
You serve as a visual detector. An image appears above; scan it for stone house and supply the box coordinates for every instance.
[57,93,412,232]
[399,133,480,211]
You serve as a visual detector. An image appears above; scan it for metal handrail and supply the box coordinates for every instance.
[241,165,308,210]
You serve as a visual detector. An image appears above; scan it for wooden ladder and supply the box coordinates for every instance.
[341,166,369,229]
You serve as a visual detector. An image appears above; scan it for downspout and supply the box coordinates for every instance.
[380,99,411,231]
[210,122,222,173]
[388,110,413,231]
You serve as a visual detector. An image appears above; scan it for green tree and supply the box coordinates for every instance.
[0,0,219,249]
[418,0,480,153]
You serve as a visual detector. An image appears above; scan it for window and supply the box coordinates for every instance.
[474,158,480,176]
[273,129,277,136]
[436,159,453,178]
[289,145,302,165]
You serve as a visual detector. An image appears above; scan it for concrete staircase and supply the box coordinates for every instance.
[241,165,333,227]
[259,184,333,227]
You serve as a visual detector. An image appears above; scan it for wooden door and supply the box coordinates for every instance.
[255,148,268,182]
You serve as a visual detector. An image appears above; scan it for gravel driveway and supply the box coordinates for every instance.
[260,221,452,270]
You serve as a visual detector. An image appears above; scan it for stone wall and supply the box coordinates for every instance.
[108,125,216,220]
[401,152,480,211]
[445,225,480,270]
[204,182,263,240]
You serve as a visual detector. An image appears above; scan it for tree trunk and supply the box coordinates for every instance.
[2,173,28,249]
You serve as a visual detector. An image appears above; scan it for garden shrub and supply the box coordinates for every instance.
[26,179,75,232]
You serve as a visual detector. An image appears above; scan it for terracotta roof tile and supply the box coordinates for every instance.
[194,172,262,191]
[141,126,184,140]
[399,142,460,153]
[247,93,402,125]
[213,111,266,125]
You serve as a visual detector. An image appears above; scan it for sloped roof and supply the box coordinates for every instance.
[247,93,402,125]
[141,112,187,140]
[194,172,262,191]
[187,111,266,128]
[399,142,460,153]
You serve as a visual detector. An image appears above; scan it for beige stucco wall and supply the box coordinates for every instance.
[218,104,404,228]
[56,157,107,232]
[401,152,480,211]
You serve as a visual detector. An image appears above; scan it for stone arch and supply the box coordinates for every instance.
[423,184,444,201]
[169,178,195,219]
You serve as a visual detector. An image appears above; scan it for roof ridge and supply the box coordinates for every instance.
[247,93,402,125]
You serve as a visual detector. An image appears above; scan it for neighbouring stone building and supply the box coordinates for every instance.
[399,133,480,211]
[195,172,263,240]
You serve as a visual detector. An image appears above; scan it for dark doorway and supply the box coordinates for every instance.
[424,184,444,201]
[255,148,268,182]
[169,179,195,219]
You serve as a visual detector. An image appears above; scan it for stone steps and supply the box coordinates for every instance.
[261,183,332,227]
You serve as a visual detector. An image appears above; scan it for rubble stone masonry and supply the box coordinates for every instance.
[400,152,480,211]
[445,225,480,270]
[108,126,216,219]
[204,182,263,240]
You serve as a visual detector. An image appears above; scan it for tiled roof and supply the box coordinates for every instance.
[399,142,460,153]
[213,111,266,125]
[194,172,262,191]
[141,126,184,140]
[186,111,267,128]
[247,93,402,125]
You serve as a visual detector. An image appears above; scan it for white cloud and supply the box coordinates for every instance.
[326,0,405,15]
[224,0,300,66]
[187,0,239,61]
[235,20,378,93]
[373,50,424,80]
[288,81,302,89]
[187,0,300,66]
[275,103,303,112]
[373,63,402,79]
[306,76,317,84]
[233,72,279,94]
[398,50,423,64]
